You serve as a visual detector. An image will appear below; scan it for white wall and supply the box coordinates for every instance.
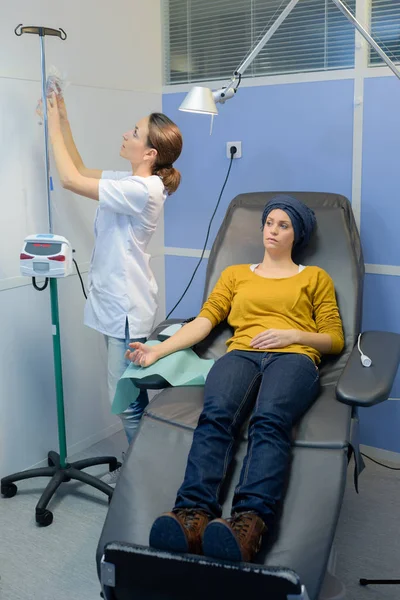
[0,0,163,477]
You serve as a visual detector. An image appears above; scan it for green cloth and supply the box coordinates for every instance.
[112,340,215,414]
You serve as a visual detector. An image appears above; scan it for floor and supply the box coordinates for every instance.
[1,432,400,600]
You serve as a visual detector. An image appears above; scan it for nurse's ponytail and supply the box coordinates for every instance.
[147,113,183,195]
[155,164,181,196]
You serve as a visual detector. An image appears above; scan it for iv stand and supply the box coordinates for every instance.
[0,25,120,527]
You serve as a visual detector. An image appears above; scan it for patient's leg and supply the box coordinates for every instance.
[174,350,261,517]
[202,352,320,562]
[232,352,320,525]
[149,350,261,553]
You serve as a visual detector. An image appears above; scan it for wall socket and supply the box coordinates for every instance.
[226,141,242,159]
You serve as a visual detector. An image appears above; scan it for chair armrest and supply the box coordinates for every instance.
[134,375,171,391]
[148,319,185,342]
[336,331,400,407]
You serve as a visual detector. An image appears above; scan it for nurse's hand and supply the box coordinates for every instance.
[56,93,68,121]
[47,93,62,137]
[125,342,159,368]
[37,94,68,122]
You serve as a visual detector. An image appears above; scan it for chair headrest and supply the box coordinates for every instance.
[198,192,364,383]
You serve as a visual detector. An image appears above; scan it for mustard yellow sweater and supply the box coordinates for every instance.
[198,264,344,364]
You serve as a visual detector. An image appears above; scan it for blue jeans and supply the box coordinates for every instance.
[175,350,320,525]
[105,323,149,445]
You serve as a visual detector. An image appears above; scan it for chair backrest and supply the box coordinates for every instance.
[195,192,364,385]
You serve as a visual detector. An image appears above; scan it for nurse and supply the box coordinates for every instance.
[46,93,183,481]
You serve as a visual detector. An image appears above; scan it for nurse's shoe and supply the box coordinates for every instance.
[101,452,125,487]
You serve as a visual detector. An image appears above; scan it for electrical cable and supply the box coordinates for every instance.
[361,453,400,471]
[73,258,87,300]
[166,147,237,319]
[32,277,49,291]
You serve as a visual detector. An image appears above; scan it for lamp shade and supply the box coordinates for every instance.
[179,86,218,115]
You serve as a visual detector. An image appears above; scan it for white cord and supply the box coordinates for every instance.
[357,333,372,367]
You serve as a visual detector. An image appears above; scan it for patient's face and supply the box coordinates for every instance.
[263,209,295,255]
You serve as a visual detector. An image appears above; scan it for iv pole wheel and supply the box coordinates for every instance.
[36,508,53,527]
[1,483,18,498]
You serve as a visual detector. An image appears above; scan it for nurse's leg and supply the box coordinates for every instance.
[105,333,148,445]
[120,335,149,445]
[101,332,147,486]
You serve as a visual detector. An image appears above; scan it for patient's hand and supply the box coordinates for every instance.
[250,329,298,350]
[125,342,160,367]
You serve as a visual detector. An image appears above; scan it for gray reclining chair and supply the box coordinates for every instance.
[97,193,400,600]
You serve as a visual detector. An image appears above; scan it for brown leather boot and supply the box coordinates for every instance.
[149,508,212,555]
[202,511,267,562]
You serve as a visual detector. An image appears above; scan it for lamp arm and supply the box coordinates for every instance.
[236,0,302,77]
[213,0,302,104]
[331,0,400,81]
[213,0,400,106]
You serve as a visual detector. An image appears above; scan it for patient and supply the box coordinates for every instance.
[126,195,344,563]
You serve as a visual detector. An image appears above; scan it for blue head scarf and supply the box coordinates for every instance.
[261,195,316,253]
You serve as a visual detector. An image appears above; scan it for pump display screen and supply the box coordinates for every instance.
[25,242,62,256]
